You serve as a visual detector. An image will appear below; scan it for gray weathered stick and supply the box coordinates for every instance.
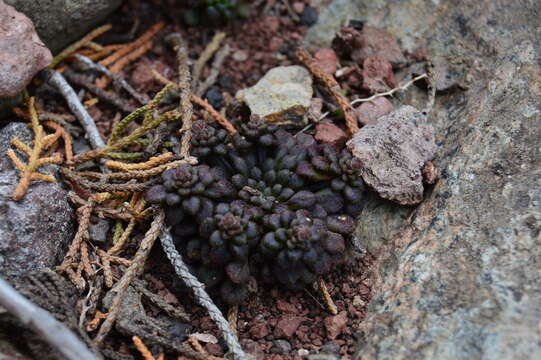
[0,277,99,360]
[160,226,246,360]
[45,70,105,149]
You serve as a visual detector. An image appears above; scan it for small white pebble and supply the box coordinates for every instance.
[298,349,309,356]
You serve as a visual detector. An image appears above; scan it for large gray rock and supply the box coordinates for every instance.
[5,0,122,54]
[339,0,541,359]
[0,122,74,279]
[0,1,52,98]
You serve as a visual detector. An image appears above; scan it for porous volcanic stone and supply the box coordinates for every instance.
[0,122,74,279]
[5,0,122,54]
[346,1,541,360]
[0,1,52,98]
[236,66,313,125]
[347,105,436,205]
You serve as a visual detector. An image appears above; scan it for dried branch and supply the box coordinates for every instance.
[296,48,358,135]
[132,279,190,322]
[108,84,175,145]
[350,73,428,106]
[7,97,63,200]
[73,109,180,163]
[192,32,226,90]
[105,152,173,171]
[0,277,99,360]
[63,69,136,113]
[165,33,194,159]
[160,226,246,360]
[43,121,74,163]
[196,44,231,97]
[94,210,165,344]
[318,278,338,315]
[100,23,164,67]
[61,167,154,192]
[192,94,237,135]
[49,24,112,69]
[74,54,149,104]
[73,158,198,181]
[133,336,156,360]
[45,70,105,149]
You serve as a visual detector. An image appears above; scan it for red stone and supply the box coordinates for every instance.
[314,48,339,75]
[315,122,347,146]
[352,25,406,66]
[362,54,398,93]
[324,312,348,339]
[248,322,270,339]
[262,16,281,33]
[276,299,297,313]
[355,97,395,126]
[273,315,303,338]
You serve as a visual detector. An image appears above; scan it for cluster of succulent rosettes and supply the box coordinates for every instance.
[146,118,367,304]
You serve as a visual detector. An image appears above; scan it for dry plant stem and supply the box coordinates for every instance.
[318,278,338,315]
[7,97,63,200]
[49,24,112,69]
[166,33,194,159]
[63,70,135,113]
[192,32,226,89]
[160,226,246,360]
[58,200,94,273]
[108,84,175,145]
[107,195,145,256]
[74,158,198,181]
[192,94,237,135]
[95,210,165,345]
[61,167,154,192]
[350,73,428,106]
[109,40,153,75]
[43,121,74,163]
[45,70,105,149]
[74,54,149,104]
[132,280,190,321]
[133,336,156,360]
[105,152,173,171]
[196,44,231,97]
[0,277,99,360]
[296,48,358,135]
[100,23,164,67]
[227,305,239,336]
[73,109,180,163]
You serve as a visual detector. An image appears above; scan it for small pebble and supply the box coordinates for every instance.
[300,6,318,26]
[205,86,224,109]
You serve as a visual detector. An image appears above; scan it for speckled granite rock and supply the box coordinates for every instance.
[5,0,122,54]
[0,122,74,279]
[349,0,541,359]
[0,1,52,98]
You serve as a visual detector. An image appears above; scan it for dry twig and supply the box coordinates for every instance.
[105,152,173,171]
[45,70,105,149]
[196,44,231,97]
[49,24,112,69]
[95,210,165,344]
[0,277,99,360]
[192,94,237,135]
[192,32,226,89]
[318,279,338,315]
[160,226,246,360]
[296,48,358,135]
[7,97,63,200]
[133,336,156,360]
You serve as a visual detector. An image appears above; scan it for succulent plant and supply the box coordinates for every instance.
[146,118,367,304]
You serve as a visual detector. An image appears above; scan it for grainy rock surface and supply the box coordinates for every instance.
[0,122,74,279]
[236,66,313,125]
[354,97,394,126]
[348,105,436,205]
[0,1,52,98]
[5,0,122,54]
[347,0,541,359]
